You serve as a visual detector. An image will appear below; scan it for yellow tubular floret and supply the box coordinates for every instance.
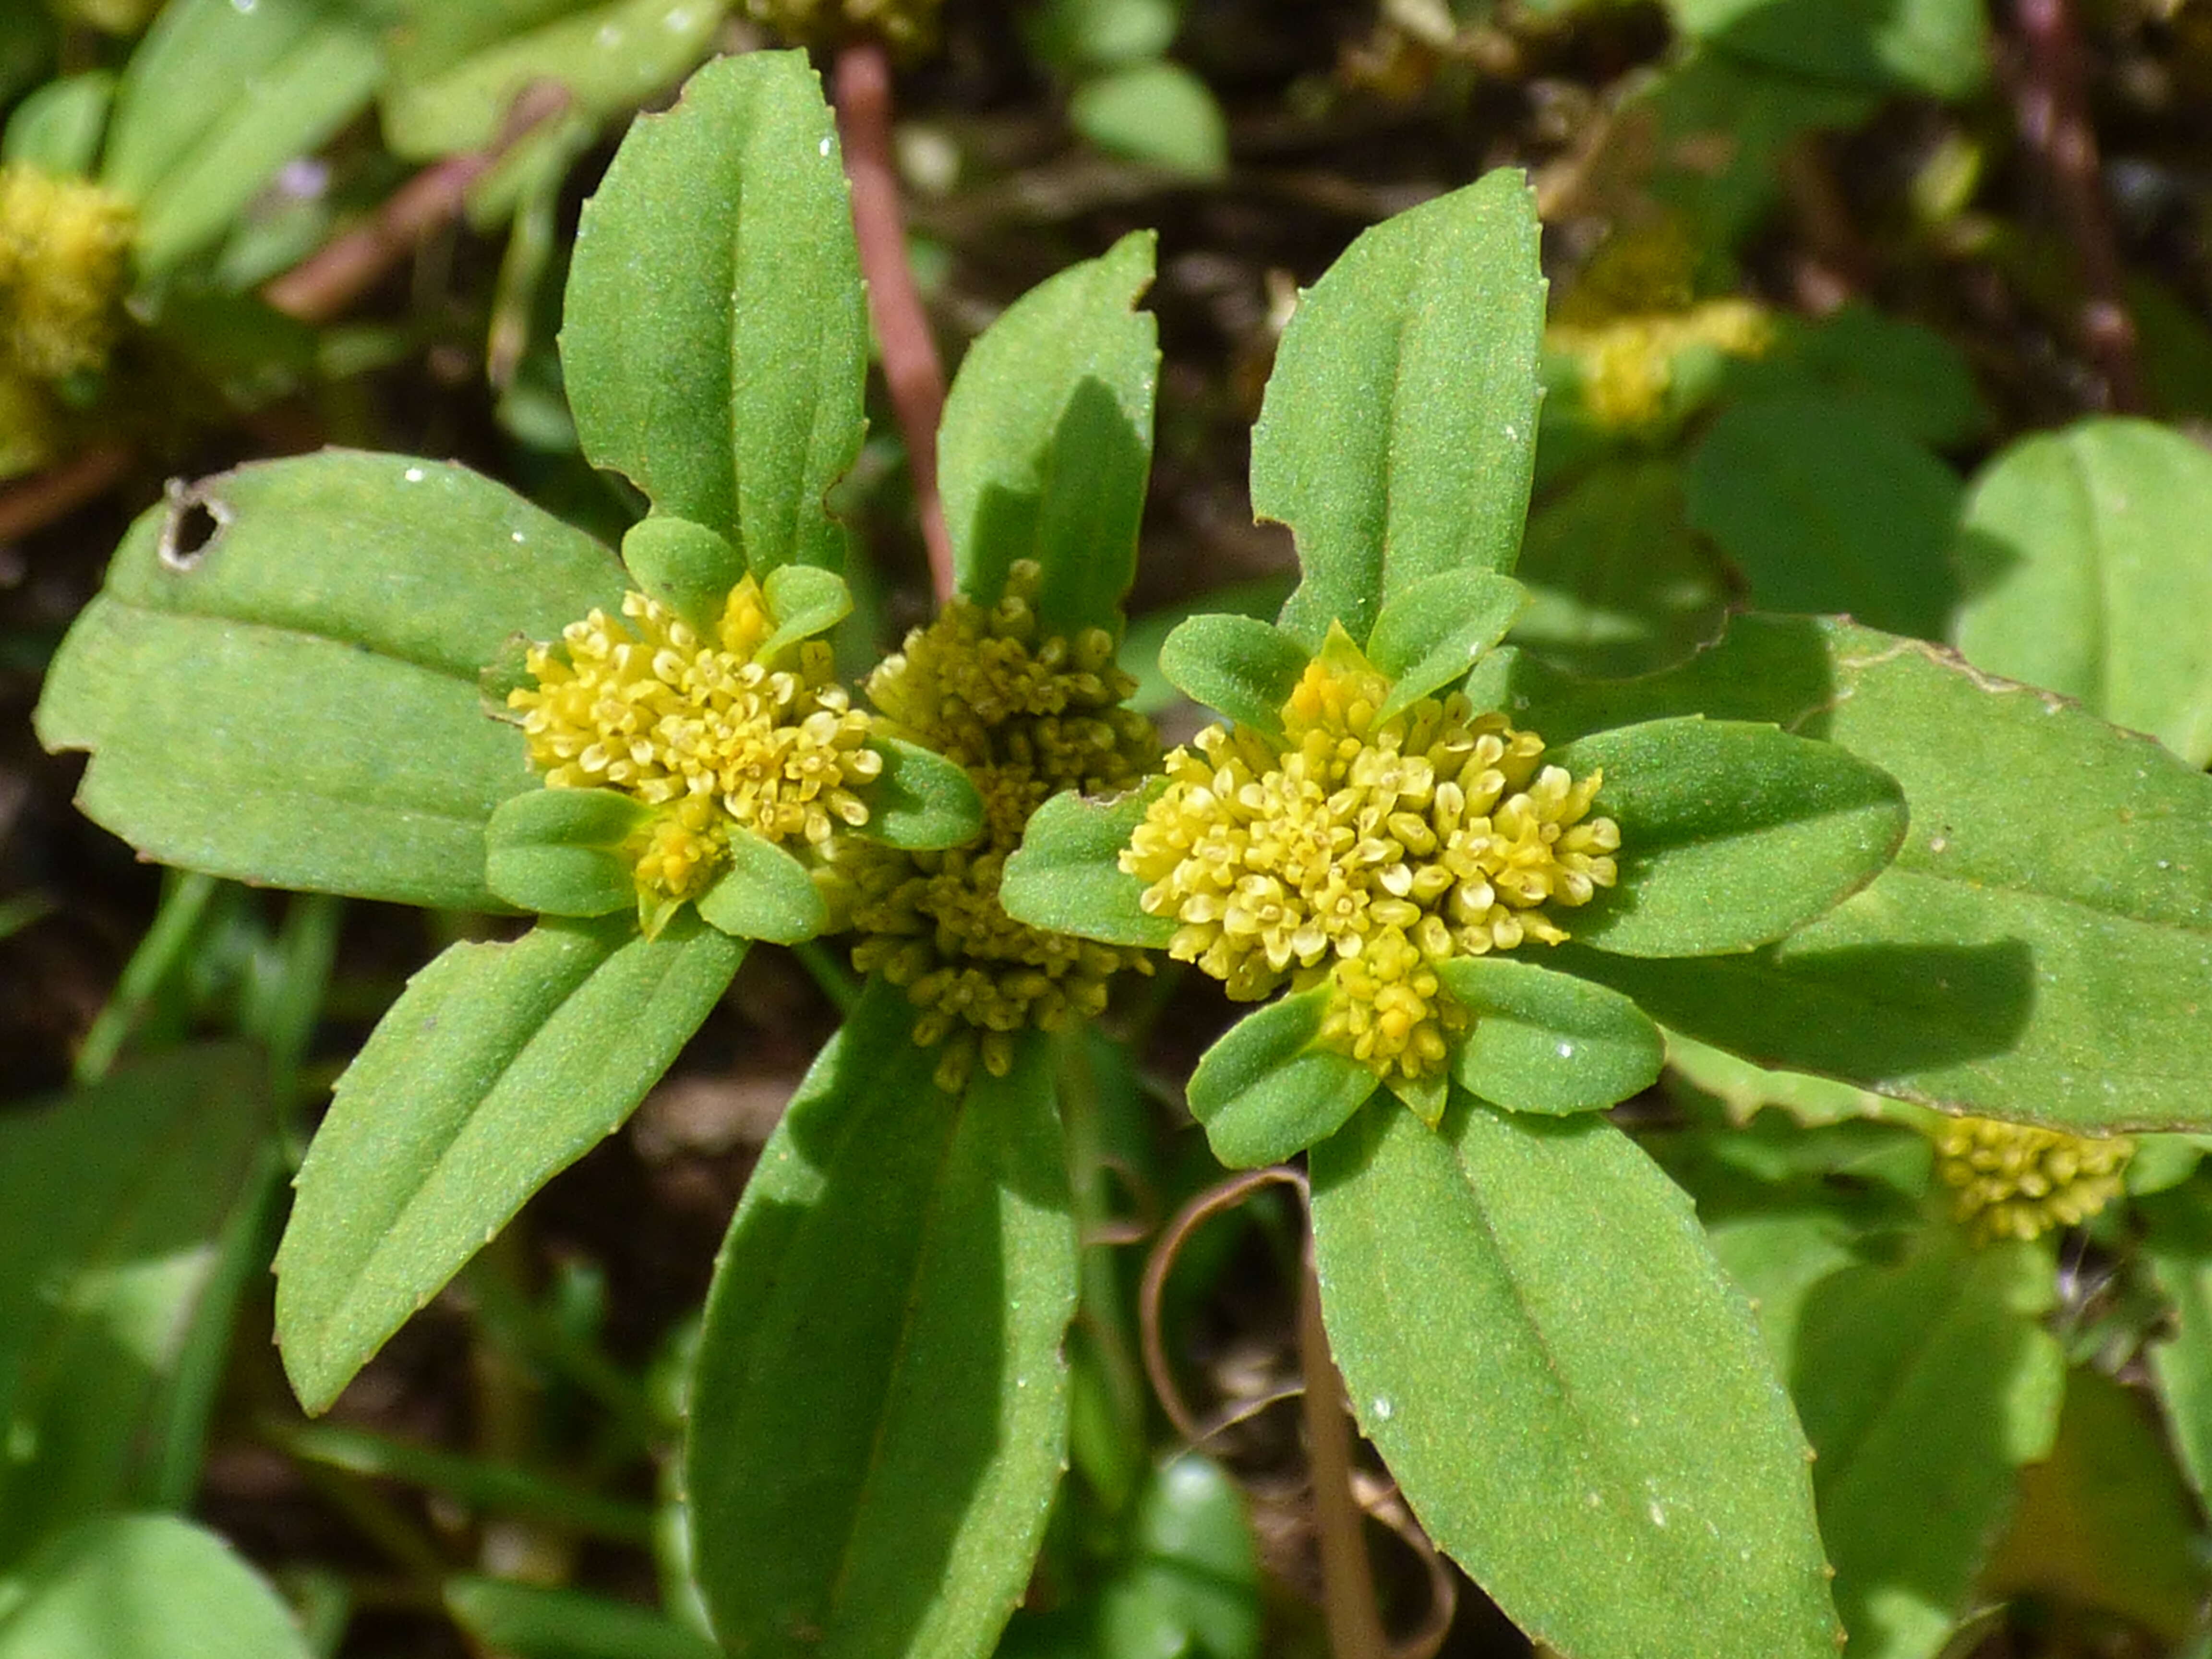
[1934,1117,2133,1242]
[1122,631,1619,1085]
[832,560,1158,1093]
[507,577,879,928]
[0,164,134,382]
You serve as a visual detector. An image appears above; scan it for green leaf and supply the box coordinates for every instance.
[1262,169,1544,650]
[1727,306,1988,447]
[1186,986,1378,1167]
[102,0,383,276]
[1068,61,1228,180]
[381,0,723,160]
[1369,570,1529,720]
[1793,1232,2063,1659]
[484,787,648,918]
[564,50,866,570]
[1434,955,1663,1115]
[940,230,1159,637]
[1953,417,2212,766]
[1027,0,1179,69]
[1552,715,1907,957]
[1666,0,1988,96]
[1156,613,1307,738]
[1515,613,2212,1129]
[36,453,622,909]
[1118,576,1294,716]
[1705,1207,1868,1375]
[695,829,828,945]
[760,562,853,659]
[1510,460,1731,681]
[853,735,986,851]
[0,1047,274,1568]
[1684,395,1963,639]
[2141,1188,2212,1508]
[686,986,1078,1659]
[444,1577,720,1659]
[275,914,743,1414]
[1310,1096,1839,1658]
[2,71,114,176]
[621,516,743,633]
[0,1516,310,1659]
[998,781,1175,948]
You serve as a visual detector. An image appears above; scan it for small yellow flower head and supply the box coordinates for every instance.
[747,0,944,52]
[1122,629,1619,1085]
[507,578,879,920]
[1934,1117,2134,1242]
[833,560,1159,1092]
[1548,302,1774,431]
[0,164,135,382]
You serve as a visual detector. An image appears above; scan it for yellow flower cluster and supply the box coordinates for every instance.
[1934,1117,2133,1242]
[508,578,878,927]
[831,561,1158,1092]
[1547,302,1773,431]
[0,164,134,383]
[1123,635,1618,1083]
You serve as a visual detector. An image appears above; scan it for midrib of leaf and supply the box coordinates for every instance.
[1370,262,1419,628]
[2066,440,2114,713]
[816,1082,975,1640]
[106,595,490,689]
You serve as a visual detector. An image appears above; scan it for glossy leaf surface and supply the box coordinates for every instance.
[687,988,1078,1659]
[1520,614,2212,1128]
[565,51,866,571]
[1310,1096,1838,1659]
[998,782,1174,948]
[1953,417,2212,765]
[0,1048,273,1568]
[940,231,1158,637]
[1261,169,1544,649]
[276,915,744,1413]
[35,451,623,909]
[1555,715,1907,957]
[1435,955,1663,1115]
[1793,1233,2063,1659]
[1186,987,1378,1167]
[0,1516,309,1659]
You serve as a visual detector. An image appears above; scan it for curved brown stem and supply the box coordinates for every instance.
[834,39,954,602]
[0,443,132,543]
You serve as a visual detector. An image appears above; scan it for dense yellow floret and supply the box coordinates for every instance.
[830,560,1158,1092]
[1934,1117,2133,1242]
[0,164,134,383]
[1122,630,1618,1085]
[507,578,878,929]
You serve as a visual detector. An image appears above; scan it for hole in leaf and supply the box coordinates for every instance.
[157,479,231,572]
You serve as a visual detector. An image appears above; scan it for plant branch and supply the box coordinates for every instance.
[834,39,954,602]
[0,442,131,543]
[1299,1243,1390,1659]
[2007,0,2144,411]
[262,81,572,326]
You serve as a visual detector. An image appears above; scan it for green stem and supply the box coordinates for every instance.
[1057,1032,1149,1498]
[73,868,218,1084]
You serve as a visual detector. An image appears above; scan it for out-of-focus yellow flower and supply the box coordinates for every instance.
[0,164,135,382]
[1933,1117,2133,1242]
[508,577,879,933]
[1122,627,1618,1085]
[833,560,1158,1092]
[747,0,944,52]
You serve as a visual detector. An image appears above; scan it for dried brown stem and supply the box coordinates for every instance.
[834,39,954,602]
[0,443,132,543]
[261,81,572,326]
[1299,1244,1389,1659]
[2007,0,2144,411]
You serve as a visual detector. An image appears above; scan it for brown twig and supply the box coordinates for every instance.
[1299,1245,1389,1659]
[0,443,132,543]
[261,81,573,326]
[2007,0,2144,411]
[834,40,954,602]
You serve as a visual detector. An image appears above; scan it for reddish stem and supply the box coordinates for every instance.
[261,81,572,326]
[2008,0,2144,412]
[1299,1245,1388,1659]
[0,444,131,543]
[835,40,954,602]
